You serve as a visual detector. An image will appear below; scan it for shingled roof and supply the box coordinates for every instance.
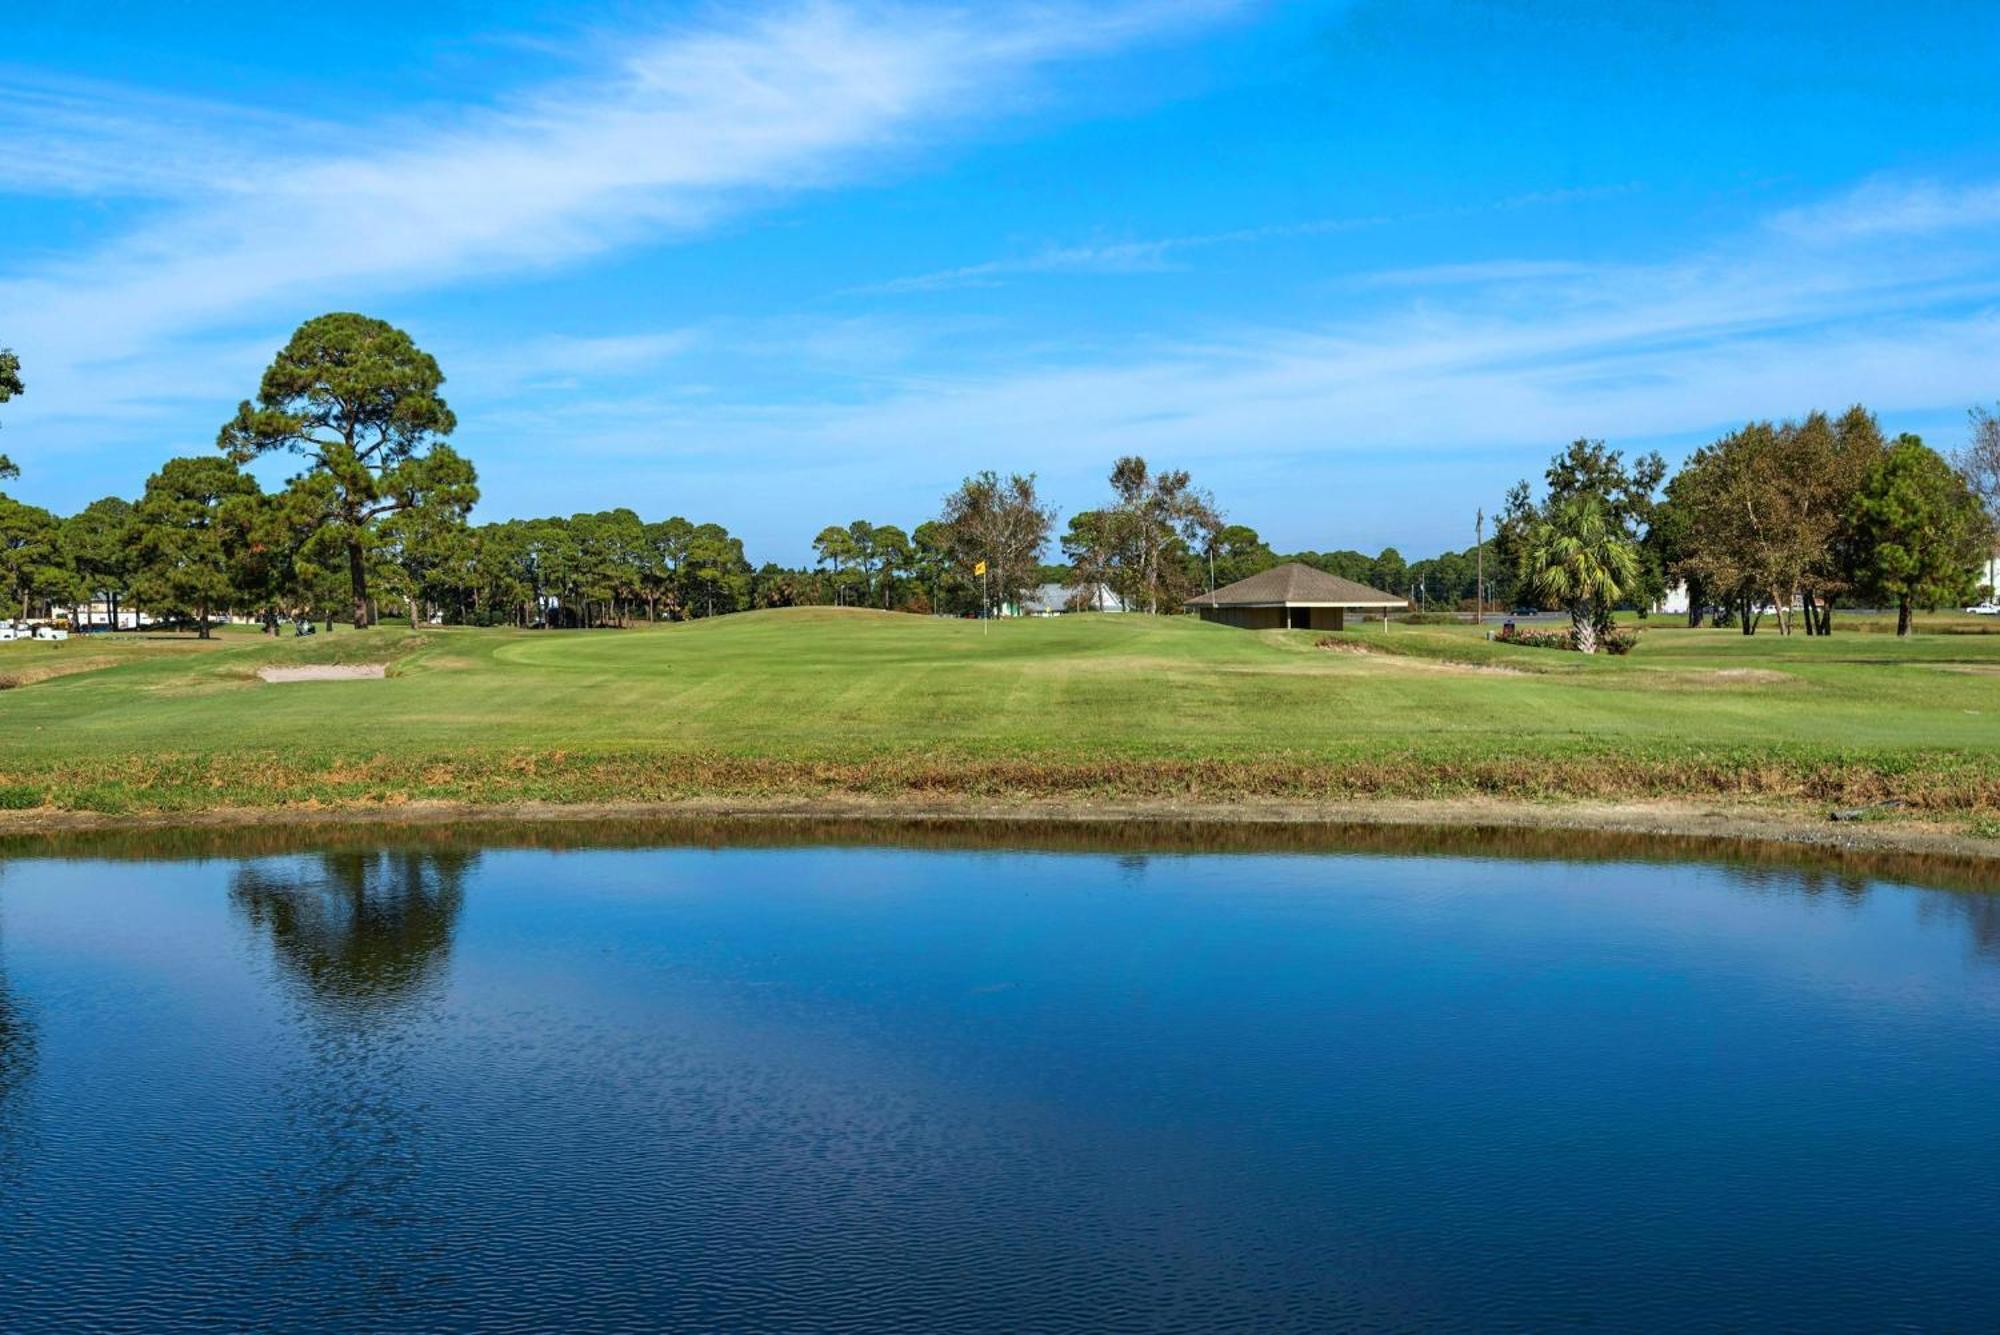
[1186,561,1405,608]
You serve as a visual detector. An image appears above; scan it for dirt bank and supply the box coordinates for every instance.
[0,794,1993,864]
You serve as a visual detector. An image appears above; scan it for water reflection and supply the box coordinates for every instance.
[0,973,27,1097]
[1925,888,2000,960]
[229,852,477,1294]
[230,850,473,1014]
[2,832,1999,1327]
[0,909,37,1183]
[0,934,32,1117]
[13,815,1999,896]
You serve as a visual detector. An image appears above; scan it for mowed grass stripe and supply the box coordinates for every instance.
[0,607,1994,813]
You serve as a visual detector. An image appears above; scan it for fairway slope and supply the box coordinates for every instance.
[0,613,1993,844]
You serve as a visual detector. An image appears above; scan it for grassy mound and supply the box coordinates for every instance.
[0,612,1994,820]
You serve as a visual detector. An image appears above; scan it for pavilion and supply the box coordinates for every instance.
[1185,562,1406,631]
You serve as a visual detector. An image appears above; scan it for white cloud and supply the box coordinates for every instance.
[1356,259,1595,288]
[859,218,1391,292]
[0,75,331,198]
[856,185,1641,294]
[452,331,703,394]
[466,182,2000,554]
[7,6,1998,560]
[702,216,2000,465]
[1768,176,2000,242]
[0,3,1230,374]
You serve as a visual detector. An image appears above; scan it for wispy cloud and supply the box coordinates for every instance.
[1355,259,1596,288]
[447,329,703,397]
[858,218,1390,292]
[0,3,1229,376]
[858,184,1643,294]
[478,178,2000,551]
[0,75,332,198]
[1768,175,2000,242]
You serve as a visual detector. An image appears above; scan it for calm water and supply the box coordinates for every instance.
[2,824,1998,1331]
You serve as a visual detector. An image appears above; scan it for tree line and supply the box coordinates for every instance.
[818,408,1995,645]
[0,316,771,633]
[809,460,1457,618]
[1495,409,1998,647]
[1,314,1995,642]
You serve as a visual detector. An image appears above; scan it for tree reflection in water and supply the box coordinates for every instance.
[0,968,28,1107]
[231,850,474,1015]
[0,916,36,1175]
[228,851,476,1284]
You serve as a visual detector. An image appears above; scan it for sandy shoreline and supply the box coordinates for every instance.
[0,794,1994,863]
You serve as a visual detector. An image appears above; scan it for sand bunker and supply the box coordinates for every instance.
[257,664,387,683]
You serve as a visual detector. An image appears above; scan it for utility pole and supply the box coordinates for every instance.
[1475,508,1485,625]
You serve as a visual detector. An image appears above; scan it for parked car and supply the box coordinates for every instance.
[1965,601,2000,616]
[0,624,17,642]
[32,625,69,641]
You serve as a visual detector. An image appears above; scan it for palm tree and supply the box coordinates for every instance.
[1518,495,1639,653]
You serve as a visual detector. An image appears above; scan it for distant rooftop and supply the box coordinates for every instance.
[1185,562,1404,608]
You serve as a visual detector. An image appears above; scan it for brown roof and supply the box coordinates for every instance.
[1185,561,1405,608]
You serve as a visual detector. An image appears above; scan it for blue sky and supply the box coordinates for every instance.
[4,0,2000,562]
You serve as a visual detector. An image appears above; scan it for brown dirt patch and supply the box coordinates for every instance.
[0,655,116,689]
[0,795,1993,864]
[1315,640,1527,675]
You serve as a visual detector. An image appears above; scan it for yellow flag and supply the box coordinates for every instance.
[973,560,987,576]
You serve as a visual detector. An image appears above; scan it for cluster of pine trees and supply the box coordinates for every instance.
[0,316,766,633]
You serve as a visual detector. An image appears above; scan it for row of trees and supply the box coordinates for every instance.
[1497,408,1997,647]
[802,473,1061,617]
[0,317,776,632]
[812,405,1995,645]
[4,317,1995,643]
[0,315,484,632]
[830,457,1494,620]
[0,480,767,635]
[401,513,755,628]
[811,461,1221,618]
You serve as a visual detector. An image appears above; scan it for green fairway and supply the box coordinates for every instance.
[1,608,1997,817]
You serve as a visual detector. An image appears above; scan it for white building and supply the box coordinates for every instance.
[1017,583,1127,616]
[70,599,156,630]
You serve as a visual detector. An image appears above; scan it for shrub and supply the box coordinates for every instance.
[1397,612,1460,625]
[63,785,131,814]
[0,785,41,809]
[1495,625,1638,655]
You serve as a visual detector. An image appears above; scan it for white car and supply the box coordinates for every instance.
[31,626,69,641]
[0,624,17,642]
[1966,602,2000,616]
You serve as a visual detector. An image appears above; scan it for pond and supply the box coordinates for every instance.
[1,820,1997,1331]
